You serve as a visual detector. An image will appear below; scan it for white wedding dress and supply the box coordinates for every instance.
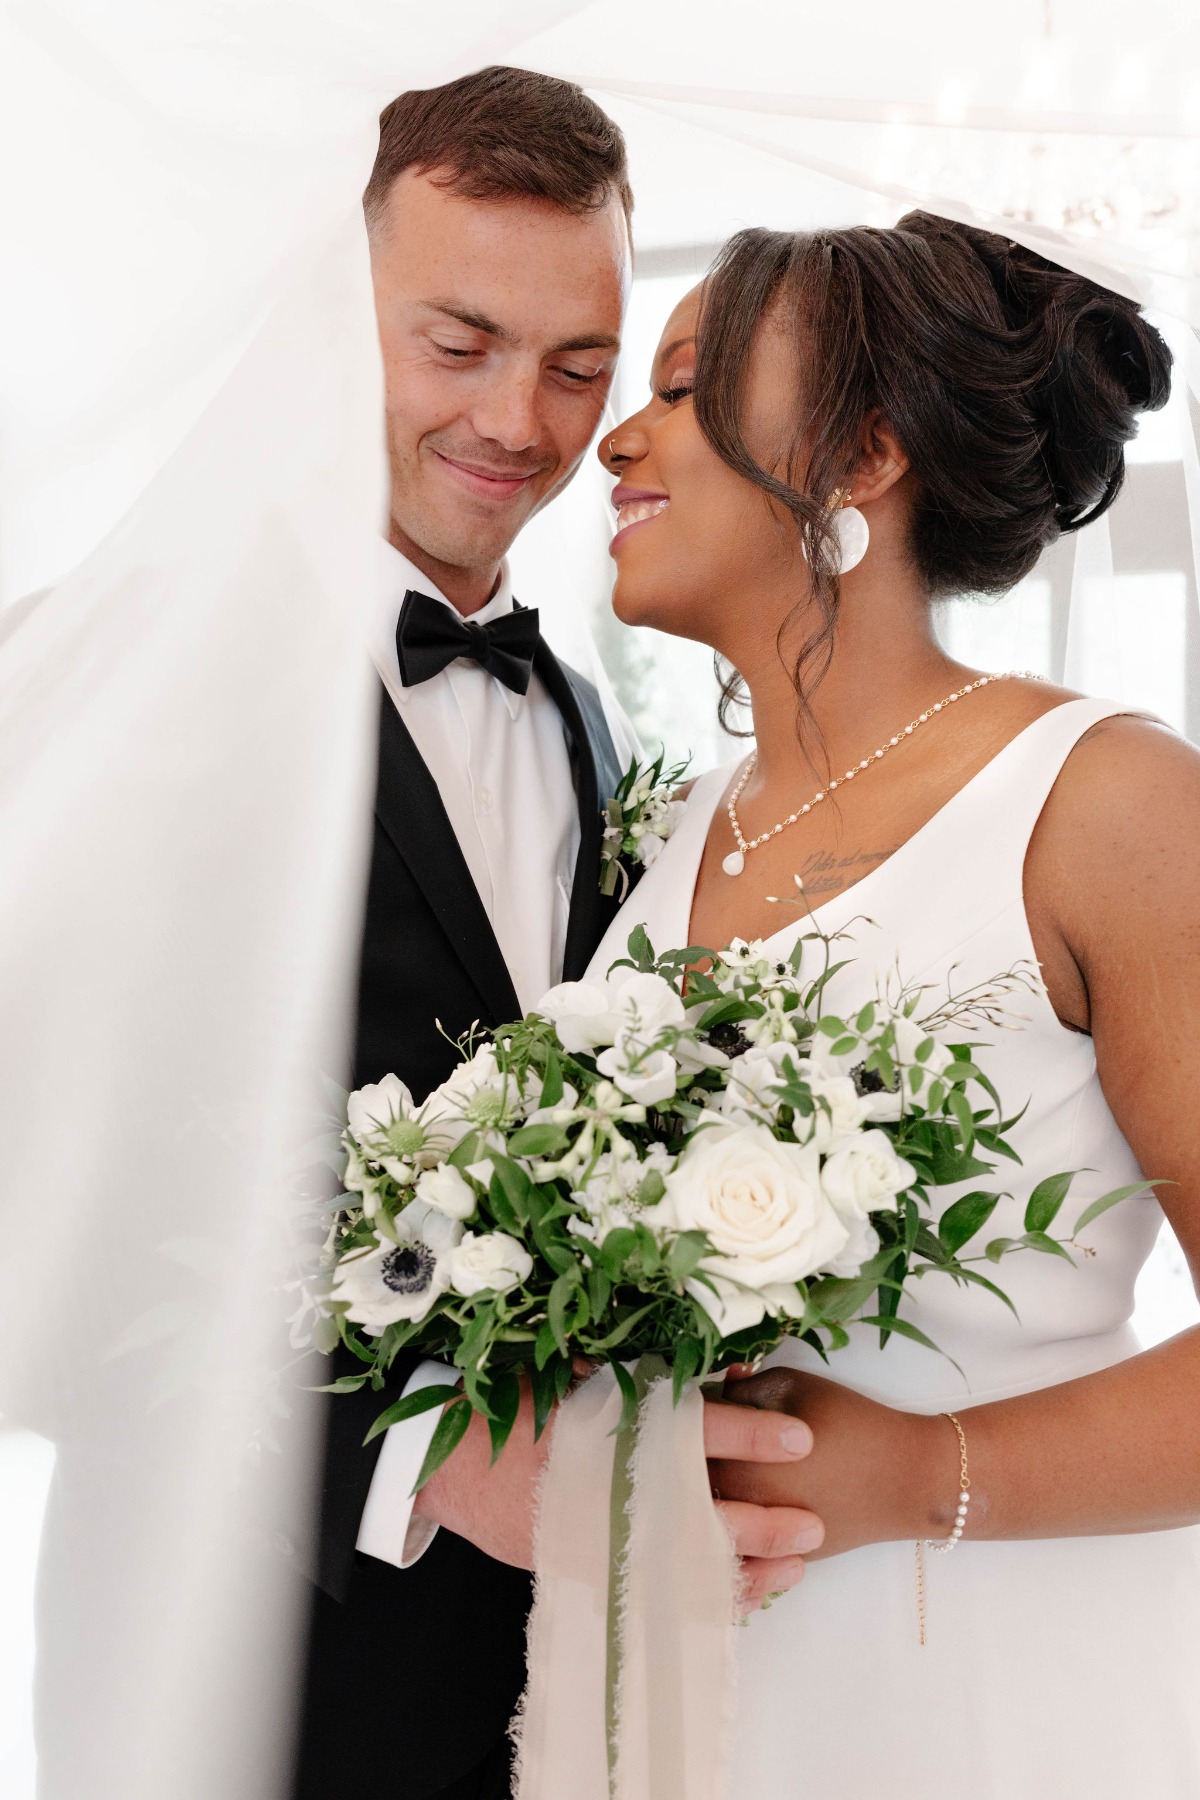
[586,697,1200,1799]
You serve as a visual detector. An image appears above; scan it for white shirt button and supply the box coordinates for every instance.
[477,785,494,811]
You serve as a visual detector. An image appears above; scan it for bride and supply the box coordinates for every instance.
[588,212,1200,1795]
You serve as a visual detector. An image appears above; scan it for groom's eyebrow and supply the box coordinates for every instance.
[424,301,619,353]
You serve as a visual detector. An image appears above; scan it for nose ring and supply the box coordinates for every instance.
[608,436,618,459]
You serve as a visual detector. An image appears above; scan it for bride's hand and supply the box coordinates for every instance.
[713,1366,942,1559]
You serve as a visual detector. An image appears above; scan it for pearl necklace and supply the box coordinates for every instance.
[722,673,1012,877]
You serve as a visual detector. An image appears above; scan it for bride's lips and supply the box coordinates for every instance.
[610,485,670,553]
[434,451,540,502]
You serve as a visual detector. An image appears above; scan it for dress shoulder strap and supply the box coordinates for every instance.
[934,696,1147,903]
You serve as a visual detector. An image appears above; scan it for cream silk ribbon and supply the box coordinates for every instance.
[513,1364,739,1800]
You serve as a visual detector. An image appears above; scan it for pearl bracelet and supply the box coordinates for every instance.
[914,1412,971,1645]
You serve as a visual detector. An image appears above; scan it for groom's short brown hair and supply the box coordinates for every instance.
[363,65,633,232]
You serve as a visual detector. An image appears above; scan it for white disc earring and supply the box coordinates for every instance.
[832,503,869,573]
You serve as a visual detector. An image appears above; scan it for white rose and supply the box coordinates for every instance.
[821,1130,915,1217]
[331,1200,463,1332]
[794,1072,870,1151]
[822,1210,884,1279]
[685,1272,769,1336]
[665,1125,849,1291]
[447,1229,534,1297]
[596,1041,679,1107]
[715,1044,794,1125]
[414,1163,478,1222]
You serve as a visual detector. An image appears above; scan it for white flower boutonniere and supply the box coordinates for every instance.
[599,750,691,899]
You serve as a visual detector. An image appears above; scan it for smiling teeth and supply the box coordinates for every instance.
[616,498,669,531]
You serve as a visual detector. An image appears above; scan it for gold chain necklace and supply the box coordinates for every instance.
[722,672,1013,878]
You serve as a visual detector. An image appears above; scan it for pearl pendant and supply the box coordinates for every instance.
[722,849,745,877]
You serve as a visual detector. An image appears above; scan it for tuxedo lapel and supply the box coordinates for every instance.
[372,689,521,1025]
[533,642,626,982]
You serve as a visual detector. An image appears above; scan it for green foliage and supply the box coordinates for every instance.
[324,923,1143,1477]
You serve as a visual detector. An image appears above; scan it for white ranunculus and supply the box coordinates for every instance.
[821,1130,916,1217]
[665,1125,849,1291]
[596,1040,679,1107]
[331,1200,463,1333]
[423,1045,523,1148]
[414,1162,478,1222]
[535,980,619,1052]
[446,1229,533,1297]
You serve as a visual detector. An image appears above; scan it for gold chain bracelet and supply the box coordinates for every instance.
[915,1411,971,1647]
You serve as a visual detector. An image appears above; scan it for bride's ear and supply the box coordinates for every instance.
[848,410,910,506]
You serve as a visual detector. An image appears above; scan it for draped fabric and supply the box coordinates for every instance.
[1,4,1198,1794]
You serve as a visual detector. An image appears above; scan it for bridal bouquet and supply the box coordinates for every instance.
[314,912,1132,1489]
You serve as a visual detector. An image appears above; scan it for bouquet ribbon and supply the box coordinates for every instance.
[513,1358,739,1800]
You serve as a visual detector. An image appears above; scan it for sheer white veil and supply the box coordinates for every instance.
[1,4,1197,1794]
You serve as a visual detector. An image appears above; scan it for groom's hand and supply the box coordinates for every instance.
[411,1376,825,1604]
[410,1376,549,1569]
[704,1394,824,1611]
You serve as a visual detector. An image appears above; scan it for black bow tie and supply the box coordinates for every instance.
[395,589,540,696]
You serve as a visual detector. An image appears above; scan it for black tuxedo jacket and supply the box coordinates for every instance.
[292,641,625,1799]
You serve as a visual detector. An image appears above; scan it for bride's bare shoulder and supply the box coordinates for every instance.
[1031,709,1200,906]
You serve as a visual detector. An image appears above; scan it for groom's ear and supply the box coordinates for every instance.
[848,410,910,506]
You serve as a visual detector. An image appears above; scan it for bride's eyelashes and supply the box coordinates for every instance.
[654,373,695,404]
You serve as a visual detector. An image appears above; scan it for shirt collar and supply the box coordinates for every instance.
[374,539,524,719]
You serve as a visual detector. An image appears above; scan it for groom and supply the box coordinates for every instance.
[292,67,819,1800]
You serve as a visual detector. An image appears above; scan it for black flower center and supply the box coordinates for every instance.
[851,1061,896,1097]
[708,1022,751,1059]
[381,1244,437,1294]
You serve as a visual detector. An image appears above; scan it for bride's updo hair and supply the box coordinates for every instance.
[695,213,1172,724]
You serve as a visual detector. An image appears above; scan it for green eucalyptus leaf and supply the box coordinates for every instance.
[1022,1229,1076,1262]
[539,1049,565,1110]
[548,1270,577,1355]
[411,1396,474,1491]
[530,1358,558,1440]
[937,1190,1001,1255]
[671,1337,702,1402]
[1023,1171,1074,1233]
[309,1372,370,1394]
[362,1381,461,1446]
[611,1358,639,1433]
[486,1370,521,1464]
[507,1123,570,1158]
[1072,1181,1158,1234]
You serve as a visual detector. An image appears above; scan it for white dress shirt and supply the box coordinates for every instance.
[356,540,582,1569]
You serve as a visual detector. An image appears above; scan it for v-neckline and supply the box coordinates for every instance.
[682,697,1082,952]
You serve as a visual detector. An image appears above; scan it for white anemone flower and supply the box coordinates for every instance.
[423,1045,524,1150]
[345,1072,440,1184]
[331,1200,463,1333]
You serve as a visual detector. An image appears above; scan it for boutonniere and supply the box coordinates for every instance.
[599,750,691,899]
